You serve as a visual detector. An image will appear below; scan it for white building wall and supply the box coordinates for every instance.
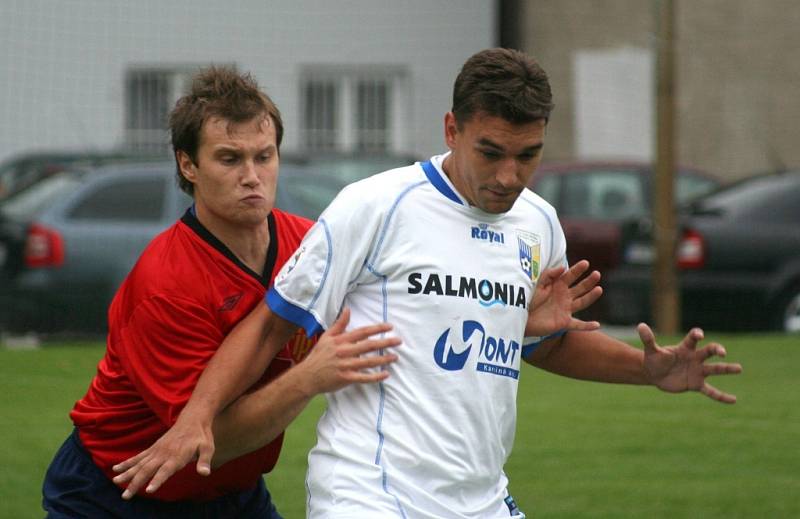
[0,0,496,163]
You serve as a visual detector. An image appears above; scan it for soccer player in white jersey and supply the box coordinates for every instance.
[113,48,743,518]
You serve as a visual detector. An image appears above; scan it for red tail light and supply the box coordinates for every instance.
[24,223,64,268]
[676,228,705,269]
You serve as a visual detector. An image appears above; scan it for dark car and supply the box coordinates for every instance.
[0,154,412,335]
[604,170,800,332]
[528,162,721,320]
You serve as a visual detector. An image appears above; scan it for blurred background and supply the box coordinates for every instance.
[1,3,798,519]
[1,0,798,337]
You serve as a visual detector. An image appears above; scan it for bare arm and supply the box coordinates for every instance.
[526,324,742,399]
[178,303,294,430]
[526,329,647,384]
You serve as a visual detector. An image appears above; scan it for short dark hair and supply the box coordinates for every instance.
[451,48,554,127]
[169,65,283,195]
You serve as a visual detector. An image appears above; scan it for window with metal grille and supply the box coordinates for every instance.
[300,66,407,153]
[124,68,195,153]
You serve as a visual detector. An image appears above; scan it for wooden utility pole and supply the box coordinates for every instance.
[653,0,679,334]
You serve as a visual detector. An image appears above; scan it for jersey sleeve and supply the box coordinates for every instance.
[522,209,570,356]
[116,294,223,426]
[267,184,383,337]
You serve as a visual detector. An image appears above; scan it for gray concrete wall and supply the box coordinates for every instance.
[511,0,800,181]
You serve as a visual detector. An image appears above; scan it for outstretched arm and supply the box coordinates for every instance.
[525,260,603,337]
[526,323,742,402]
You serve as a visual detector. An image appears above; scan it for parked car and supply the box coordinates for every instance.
[604,170,800,332]
[528,162,721,320]
[0,154,412,335]
[0,149,168,201]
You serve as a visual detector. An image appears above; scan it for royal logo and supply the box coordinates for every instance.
[516,231,541,282]
[471,223,505,244]
[408,272,528,308]
[433,320,520,379]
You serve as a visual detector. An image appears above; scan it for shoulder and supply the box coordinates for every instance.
[331,163,427,213]
[515,187,559,221]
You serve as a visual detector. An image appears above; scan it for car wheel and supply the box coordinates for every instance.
[776,284,800,333]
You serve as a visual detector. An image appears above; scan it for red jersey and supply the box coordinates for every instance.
[70,208,315,501]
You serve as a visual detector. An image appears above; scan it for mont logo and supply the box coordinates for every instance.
[471,223,505,244]
[433,320,521,378]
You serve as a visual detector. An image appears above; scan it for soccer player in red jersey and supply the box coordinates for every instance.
[41,66,399,518]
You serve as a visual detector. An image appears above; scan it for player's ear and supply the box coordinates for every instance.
[177,150,198,184]
[444,112,459,149]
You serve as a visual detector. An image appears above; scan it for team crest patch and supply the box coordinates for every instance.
[516,231,541,282]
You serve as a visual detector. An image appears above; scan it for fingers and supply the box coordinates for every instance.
[112,451,146,474]
[143,460,184,495]
[196,441,213,477]
[337,336,402,358]
[568,318,601,332]
[562,260,590,286]
[571,286,603,313]
[569,269,600,296]
[681,327,704,351]
[538,265,566,286]
[700,382,737,404]
[328,307,351,335]
[120,462,156,499]
[702,362,743,377]
[637,322,657,354]
[700,342,727,360]
[336,322,395,344]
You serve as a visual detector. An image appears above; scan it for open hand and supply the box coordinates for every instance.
[639,323,743,403]
[525,260,602,337]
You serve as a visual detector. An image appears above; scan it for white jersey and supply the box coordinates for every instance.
[268,153,567,518]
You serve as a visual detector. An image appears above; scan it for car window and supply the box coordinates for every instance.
[675,175,718,203]
[0,172,85,221]
[741,181,800,222]
[696,173,800,222]
[561,170,644,220]
[67,176,166,222]
[277,165,348,219]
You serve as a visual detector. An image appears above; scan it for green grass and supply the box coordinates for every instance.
[1,333,798,518]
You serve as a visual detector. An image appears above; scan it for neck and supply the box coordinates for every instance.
[195,207,270,275]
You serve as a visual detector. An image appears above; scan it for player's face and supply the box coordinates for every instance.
[179,115,279,229]
[443,111,545,214]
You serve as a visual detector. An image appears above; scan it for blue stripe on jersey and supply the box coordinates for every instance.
[420,160,463,205]
[266,288,323,337]
[364,181,425,519]
[309,219,333,310]
[368,180,427,268]
[522,329,567,358]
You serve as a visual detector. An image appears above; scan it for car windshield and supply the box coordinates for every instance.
[0,171,84,221]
